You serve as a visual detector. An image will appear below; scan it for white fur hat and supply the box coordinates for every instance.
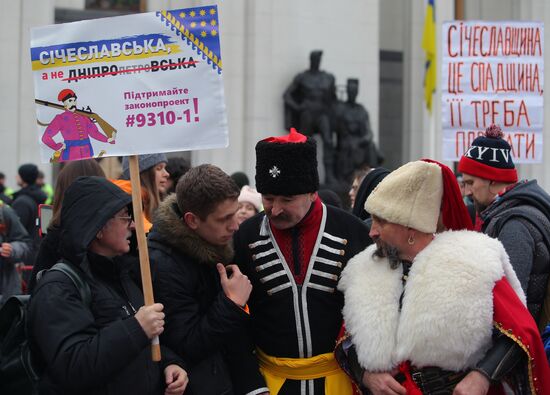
[238,185,262,212]
[365,161,443,233]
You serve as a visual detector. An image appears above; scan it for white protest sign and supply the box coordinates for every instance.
[442,21,544,163]
[30,6,227,163]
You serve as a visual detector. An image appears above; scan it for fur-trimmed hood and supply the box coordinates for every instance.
[149,195,233,265]
[339,230,524,372]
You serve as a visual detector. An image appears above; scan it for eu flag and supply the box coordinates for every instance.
[160,6,222,72]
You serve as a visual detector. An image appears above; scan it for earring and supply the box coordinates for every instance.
[407,235,415,245]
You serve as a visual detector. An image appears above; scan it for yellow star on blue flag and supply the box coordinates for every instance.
[159,6,222,72]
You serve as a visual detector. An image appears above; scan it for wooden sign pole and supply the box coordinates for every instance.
[128,155,161,361]
[455,0,464,20]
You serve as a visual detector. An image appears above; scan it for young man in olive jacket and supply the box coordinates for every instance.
[149,164,254,395]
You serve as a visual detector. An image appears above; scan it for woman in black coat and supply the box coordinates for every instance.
[28,159,106,293]
[28,176,188,395]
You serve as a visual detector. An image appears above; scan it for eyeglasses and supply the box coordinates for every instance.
[113,215,133,226]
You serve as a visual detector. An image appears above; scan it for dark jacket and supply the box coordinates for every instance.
[0,203,31,303]
[28,225,61,292]
[232,203,372,394]
[0,184,12,205]
[12,184,47,263]
[148,195,249,395]
[482,180,550,324]
[28,177,183,395]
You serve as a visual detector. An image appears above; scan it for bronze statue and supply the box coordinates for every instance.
[283,50,338,184]
[334,79,383,182]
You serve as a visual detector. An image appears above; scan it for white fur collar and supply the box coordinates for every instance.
[339,230,524,372]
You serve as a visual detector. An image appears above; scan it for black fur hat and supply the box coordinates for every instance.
[255,128,319,195]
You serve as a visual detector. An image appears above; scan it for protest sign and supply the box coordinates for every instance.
[30,6,227,163]
[442,21,544,163]
[30,6,227,361]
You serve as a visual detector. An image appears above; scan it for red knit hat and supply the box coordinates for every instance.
[458,125,518,183]
[421,159,474,231]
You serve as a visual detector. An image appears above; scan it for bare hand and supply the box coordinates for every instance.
[60,142,66,150]
[217,264,252,307]
[362,371,406,395]
[452,371,490,395]
[134,303,165,339]
[0,243,12,258]
[107,137,115,144]
[164,364,189,395]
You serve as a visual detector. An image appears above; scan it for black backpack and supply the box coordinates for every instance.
[0,262,91,395]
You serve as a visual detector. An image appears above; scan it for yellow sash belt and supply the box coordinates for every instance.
[256,348,353,395]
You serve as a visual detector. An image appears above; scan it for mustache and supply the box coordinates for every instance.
[266,209,289,222]
[372,238,401,270]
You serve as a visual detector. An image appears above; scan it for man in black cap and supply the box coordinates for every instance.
[231,128,371,395]
[459,124,550,329]
[13,163,47,265]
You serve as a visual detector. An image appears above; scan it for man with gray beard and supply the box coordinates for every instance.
[336,160,550,395]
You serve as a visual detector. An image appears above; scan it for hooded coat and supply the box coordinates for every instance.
[481,180,550,324]
[28,177,183,395]
[148,195,250,395]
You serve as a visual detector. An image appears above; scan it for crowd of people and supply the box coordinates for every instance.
[0,124,550,395]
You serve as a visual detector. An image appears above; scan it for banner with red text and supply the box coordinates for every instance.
[30,6,227,163]
[442,21,544,163]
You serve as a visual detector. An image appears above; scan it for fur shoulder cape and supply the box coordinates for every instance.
[338,230,524,371]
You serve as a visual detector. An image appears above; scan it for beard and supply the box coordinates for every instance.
[473,199,488,214]
[372,238,402,270]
